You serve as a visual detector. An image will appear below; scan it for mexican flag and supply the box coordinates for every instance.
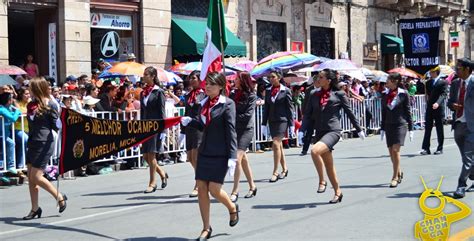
[450,32,459,48]
[200,0,228,81]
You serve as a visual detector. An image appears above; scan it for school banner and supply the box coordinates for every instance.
[59,109,181,174]
[399,17,441,75]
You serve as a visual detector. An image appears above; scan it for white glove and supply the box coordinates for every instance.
[289,126,295,137]
[181,116,192,126]
[298,131,304,144]
[227,158,237,177]
[380,130,385,141]
[358,131,366,140]
[409,131,414,142]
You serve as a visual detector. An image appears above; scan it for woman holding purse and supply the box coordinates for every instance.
[181,72,239,241]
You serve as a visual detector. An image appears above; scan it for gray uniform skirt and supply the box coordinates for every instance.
[313,131,341,151]
[26,140,54,169]
[236,127,254,150]
[385,124,408,147]
[195,154,228,184]
[185,127,203,150]
[269,121,288,138]
[142,134,162,153]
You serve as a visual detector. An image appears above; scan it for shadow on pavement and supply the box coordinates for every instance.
[82,191,145,196]
[386,192,422,198]
[127,194,187,200]
[0,216,116,239]
[339,154,417,159]
[252,202,326,211]
[340,183,387,189]
[120,237,191,241]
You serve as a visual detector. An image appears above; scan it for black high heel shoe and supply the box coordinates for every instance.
[197,226,212,241]
[23,207,42,220]
[161,173,169,189]
[279,169,289,179]
[144,185,158,193]
[244,188,257,198]
[269,173,279,183]
[58,194,68,213]
[317,181,327,193]
[230,192,239,203]
[329,193,343,204]
[229,203,240,227]
[398,172,403,184]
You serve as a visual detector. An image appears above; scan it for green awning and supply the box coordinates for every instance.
[381,34,404,54]
[171,17,247,57]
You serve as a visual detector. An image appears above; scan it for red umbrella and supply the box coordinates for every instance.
[0,64,27,75]
[387,68,420,79]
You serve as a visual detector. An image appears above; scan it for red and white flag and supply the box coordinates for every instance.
[200,0,228,82]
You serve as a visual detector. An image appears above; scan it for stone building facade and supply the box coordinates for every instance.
[0,0,471,80]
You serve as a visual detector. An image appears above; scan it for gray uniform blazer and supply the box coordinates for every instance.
[380,89,413,131]
[302,90,362,133]
[140,88,165,120]
[262,85,295,126]
[448,75,474,132]
[188,96,237,160]
[230,90,257,131]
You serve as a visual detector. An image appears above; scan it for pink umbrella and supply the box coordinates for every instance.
[232,60,257,72]
[156,67,183,85]
[387,67,420,79]
[0,64,27,75]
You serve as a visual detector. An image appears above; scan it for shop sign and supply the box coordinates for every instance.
[90,13,132,30]
[48,23,57,83]
[101,31,120,58]
[291,41,304,52]
[363,43,378,61]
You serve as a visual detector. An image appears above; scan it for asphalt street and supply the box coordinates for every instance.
[1,126,473,241]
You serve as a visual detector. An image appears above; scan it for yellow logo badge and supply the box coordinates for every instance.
[415,176,471,241]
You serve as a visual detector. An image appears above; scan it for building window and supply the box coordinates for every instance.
[310,26,335,59]
[257,20,286,61]
[171,0,209,18]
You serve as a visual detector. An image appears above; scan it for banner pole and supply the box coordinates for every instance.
[216,0,226,75]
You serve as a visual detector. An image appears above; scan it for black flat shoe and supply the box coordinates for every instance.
[269,173,279,183]
[420,149,431,155]
[58,194,68,213]
[244,188,257,198]
[23,207,42,220]
[161,173,169,189]
[144,185,157,193]
[229,203,239,227]
[230,192,239,203]
[317,181,327,193]
[329,193,343,204]
[434,150,443,155]
[279,169,289,179]
[196,226,212,241]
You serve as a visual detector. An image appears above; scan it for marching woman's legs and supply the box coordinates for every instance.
[270,137,282,182]
[321,151,343,203]
[241,152,257,198]
[189,149,199,196]
[197,180,211,238]
[389,144,402,188]
[26,164,40,212]
[231,150,246,202]
[279,142,288,178]
[208,182,239,226]
[310,146,327,192]
[144,153,158,192]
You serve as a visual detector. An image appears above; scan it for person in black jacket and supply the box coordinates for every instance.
[420,66,448,155]
[22,77,67,220]
[229,71,257,201]
[140,67,168,194]
[181,72,239,240]
[380,73,413,188]
[302,69,365,204]
[262,70,295,182]
[184,70,206,197]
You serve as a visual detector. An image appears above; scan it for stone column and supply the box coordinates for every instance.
[58,0,91,81]
[141,0,172,68]
[0,1,8,65]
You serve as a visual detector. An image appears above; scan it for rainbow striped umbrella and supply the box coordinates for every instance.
[251,51,320,77]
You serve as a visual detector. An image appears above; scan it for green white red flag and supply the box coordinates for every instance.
[200,0,228,81]
[450,32,459,48]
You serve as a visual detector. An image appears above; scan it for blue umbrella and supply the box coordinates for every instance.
[0,75,16,86]
[98,66,124,79]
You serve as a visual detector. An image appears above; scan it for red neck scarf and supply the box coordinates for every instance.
[142,85,155,98]
[233,89,243,103]
[271,85,280,97]
[386,88,398,105]
[201,96,220,126]
[187,88,201,104]
[318,88,331,107]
